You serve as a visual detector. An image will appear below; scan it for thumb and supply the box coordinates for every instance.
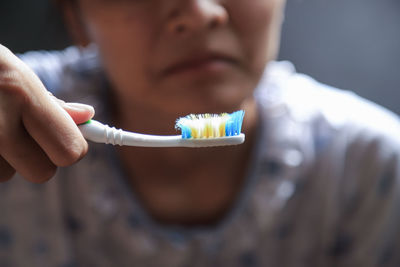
[63,102,95,125]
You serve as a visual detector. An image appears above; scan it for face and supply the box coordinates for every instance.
[68,0,286,116]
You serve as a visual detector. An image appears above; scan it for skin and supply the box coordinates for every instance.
[0,45,94,183]
[67,0,285,123]
[0,0,286,225]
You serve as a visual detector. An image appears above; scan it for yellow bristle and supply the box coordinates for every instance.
[219,121,226,137]
[205,120,212,138]
[192,127,199,138]
[212,120,218,137]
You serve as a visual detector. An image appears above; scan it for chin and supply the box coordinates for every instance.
[171,95,250,116]
[162,80,251,112]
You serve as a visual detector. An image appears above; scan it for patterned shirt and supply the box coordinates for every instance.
[1,46,400,267]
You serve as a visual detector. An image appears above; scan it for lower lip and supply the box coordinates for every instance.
[164,59,234,78]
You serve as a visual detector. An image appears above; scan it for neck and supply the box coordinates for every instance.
[113,97,259,226]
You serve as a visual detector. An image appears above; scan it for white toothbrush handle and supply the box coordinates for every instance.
[78,120,245,147]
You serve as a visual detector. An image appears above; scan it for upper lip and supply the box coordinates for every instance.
[161,52,238,76]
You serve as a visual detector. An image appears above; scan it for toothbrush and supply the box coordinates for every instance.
[78,110,245,148]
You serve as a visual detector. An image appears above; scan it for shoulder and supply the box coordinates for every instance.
[255,61,400,185]
[260,61,400,147]
[264,63,400,205]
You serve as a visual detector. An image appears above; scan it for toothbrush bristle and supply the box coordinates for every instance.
[176,110,245,139]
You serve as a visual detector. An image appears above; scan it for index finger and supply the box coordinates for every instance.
[22,87,90,167]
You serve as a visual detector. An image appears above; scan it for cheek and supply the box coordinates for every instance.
[230,0,284,69]
[81,9,157,96]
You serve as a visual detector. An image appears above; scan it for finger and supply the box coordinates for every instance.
[0,156,15,182]
[0,121,57,183]
[1,46,90,167]
[62,102,95,125]
[20,78,89,167]
[48,94,95,125]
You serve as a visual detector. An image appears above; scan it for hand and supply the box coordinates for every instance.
[0,44,94,183]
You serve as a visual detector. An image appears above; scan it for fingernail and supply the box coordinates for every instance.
[64,102,95,114]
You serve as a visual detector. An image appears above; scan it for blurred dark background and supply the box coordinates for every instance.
[1,0,399,114]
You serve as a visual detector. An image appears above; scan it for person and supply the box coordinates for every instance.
[1,0,400,266]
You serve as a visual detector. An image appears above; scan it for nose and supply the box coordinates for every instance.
[166,0,229,35]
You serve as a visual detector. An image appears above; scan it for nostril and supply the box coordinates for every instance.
[209,18,219,29]
[167,10,188,35]
[175,24,186,34]
[209,6,229,28]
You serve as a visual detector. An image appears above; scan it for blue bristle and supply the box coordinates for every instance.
[225,110,245,136]
[180,125,192,139]
[237,110,244,134]
[226,119,233,136]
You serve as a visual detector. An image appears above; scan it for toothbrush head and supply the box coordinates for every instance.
[176,110,245,139]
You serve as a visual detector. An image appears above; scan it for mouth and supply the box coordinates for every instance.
[161,53,238,78]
